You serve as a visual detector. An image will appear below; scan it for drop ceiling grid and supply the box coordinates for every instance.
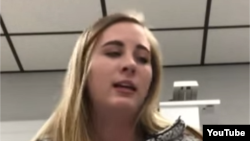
[1,0,249,73]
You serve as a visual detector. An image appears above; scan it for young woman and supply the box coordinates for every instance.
[32,11,202,141]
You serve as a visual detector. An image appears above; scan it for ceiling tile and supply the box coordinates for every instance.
[206,29,250,63]
[106,0,207,28]
[210,0,250,26]
[1,0,102,33]
[12,35,80,70]
[153,30,203,65]
[1,37,20,71]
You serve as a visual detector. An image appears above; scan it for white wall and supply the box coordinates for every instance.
[160,65,249,125]
[1,65,249,124]
[1,120,45,141]
[1,72,63,121]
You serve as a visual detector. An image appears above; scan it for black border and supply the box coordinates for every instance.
[100,0,107,17]
[1,25,249,37]
[1,62,249,74]
[150,27,204,31]
[1,0,250,73]
[201,0,212,65]
[165,62,249,68]
[1,14,24,71]
[209,25,250,29]
[1,31,82,36]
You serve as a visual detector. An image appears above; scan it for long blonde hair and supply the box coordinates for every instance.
[31,11,201,141]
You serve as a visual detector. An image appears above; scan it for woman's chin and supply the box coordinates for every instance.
[109,97,137,109]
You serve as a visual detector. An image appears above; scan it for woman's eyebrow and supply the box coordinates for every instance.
[102,40,124,48]
[102,40,150,53]
[136,44,150,53]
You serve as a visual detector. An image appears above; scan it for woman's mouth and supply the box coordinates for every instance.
[113,80,137,94]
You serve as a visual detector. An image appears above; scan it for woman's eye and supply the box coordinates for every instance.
[137,57,149,64]
[106,52,121,57]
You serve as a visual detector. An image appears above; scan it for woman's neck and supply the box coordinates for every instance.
[91,109,142,141]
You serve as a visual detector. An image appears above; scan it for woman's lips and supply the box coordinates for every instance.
[113,86,136,94]
[113,80,137,94]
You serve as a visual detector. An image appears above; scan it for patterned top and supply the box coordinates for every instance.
[37,118,202,141]
[145,117,202,141]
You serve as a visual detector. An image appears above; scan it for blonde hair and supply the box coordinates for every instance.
[31,10,202,141]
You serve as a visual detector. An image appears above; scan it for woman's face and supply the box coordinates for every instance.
[88,22,152,113]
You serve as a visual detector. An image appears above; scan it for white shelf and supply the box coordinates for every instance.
[160,99,220,107]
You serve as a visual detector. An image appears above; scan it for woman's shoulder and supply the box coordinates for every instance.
[145,118,202,141]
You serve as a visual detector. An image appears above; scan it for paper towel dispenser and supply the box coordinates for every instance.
[172,81,198,101]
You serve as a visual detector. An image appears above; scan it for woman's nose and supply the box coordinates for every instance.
[121,55,136,75]
[122,65,135,74]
